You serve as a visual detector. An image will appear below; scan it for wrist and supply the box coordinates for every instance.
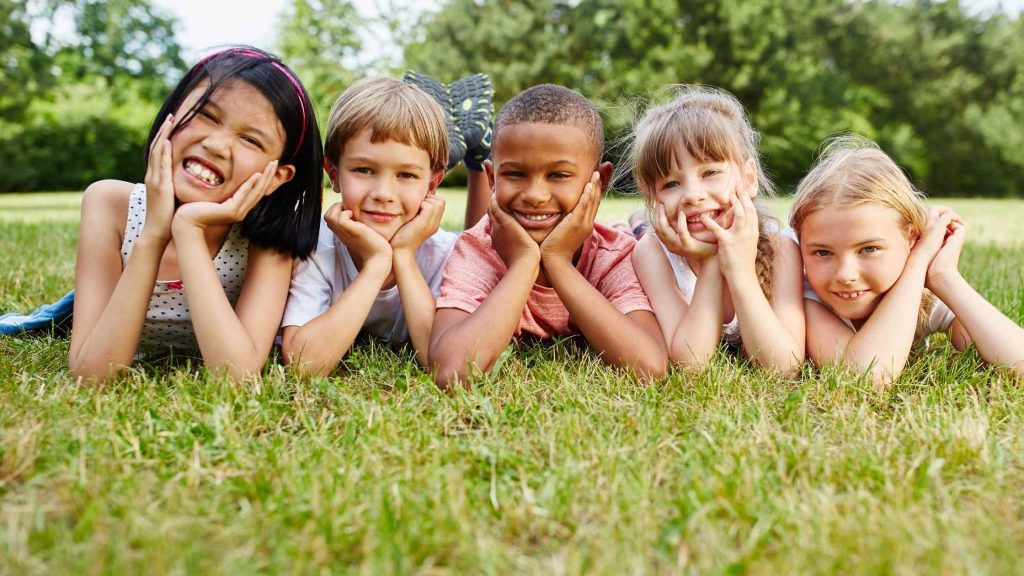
[927,269,966,298]
[361,254,393,278]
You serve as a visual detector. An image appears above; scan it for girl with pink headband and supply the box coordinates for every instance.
[69,46,324,382]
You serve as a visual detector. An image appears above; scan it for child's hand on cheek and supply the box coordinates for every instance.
[654,203,717,261]
[540,171,601,265]
[489,193,540,269]
[324,202,393,267]
[702,190,759,280]
[173,160,280,234]
[390,194,446,256]
[926,212,967,291]
[143,114,177,243]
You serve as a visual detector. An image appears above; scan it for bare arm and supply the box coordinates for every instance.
[464,169,490,229]
[282,203,394,376]
[391,194,447,366]
[926,220,1024,375]
[70,118,179,380]
[632,233,723,367]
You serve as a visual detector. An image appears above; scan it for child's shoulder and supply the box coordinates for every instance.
[80,179,137,228]
[591,222,638,252]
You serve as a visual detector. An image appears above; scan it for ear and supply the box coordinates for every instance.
[742,158,758,197]
[271,163,296,190]
[325,162,340,193]
[597,161,614,193]
[484,159,495,190]
[427,170,444,194]
[907,226,919,249]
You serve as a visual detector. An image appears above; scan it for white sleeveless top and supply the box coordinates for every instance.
[120,184,249,349]
[656,237,742,345]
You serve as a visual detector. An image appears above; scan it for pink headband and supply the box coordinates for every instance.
[191,48,308,158]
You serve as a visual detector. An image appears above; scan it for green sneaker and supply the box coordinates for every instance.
[450,73,494,171]
[403,70,466,170]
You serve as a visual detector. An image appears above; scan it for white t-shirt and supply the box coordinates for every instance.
[282,219,458,343]
[802,281,955,348]
[656,237,742,345]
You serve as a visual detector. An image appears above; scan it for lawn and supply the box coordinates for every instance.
[1,191,1023,574]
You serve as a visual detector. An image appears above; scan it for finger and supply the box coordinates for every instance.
[159,139,173,189]
[701,210,728,239]
[674,205,699,248]
[149,114,174,156]
[653,204,678,246]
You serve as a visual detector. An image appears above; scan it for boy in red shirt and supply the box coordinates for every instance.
[430,84,667,387]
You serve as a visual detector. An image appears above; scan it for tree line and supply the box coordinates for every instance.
[2,0,1023,196]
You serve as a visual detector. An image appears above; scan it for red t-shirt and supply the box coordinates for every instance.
[437,216,653,339]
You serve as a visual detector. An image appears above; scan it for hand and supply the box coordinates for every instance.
[540,171,601,265]
[909,206,956,270]
[488,193,540,269]
[142,114,177,242]
[323,202,394,269]
[653,202,718,261]
[173,159,280,233]
[701,189,759,280]
[390,194,446,255]
[926,213,967,291]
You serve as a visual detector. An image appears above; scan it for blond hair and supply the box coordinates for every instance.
[324,76,449,174]
[790,135,935,336]
[628,85,779,300]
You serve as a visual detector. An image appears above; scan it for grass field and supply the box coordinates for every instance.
[2,191,1023,574]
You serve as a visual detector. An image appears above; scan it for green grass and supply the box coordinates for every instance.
[2,193,1024,574]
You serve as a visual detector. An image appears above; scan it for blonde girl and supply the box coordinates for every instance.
[70,47,323,382]
[628,86,805,375]
[791,136,1024,384]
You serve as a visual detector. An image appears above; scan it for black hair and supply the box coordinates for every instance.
[493,84,605,160]
[145,46,323,259]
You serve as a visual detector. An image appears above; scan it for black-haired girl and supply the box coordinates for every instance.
[70,47,323,382]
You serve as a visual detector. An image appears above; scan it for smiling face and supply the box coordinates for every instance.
[800,203,915,323]
[333,128,441,240]
[169,79,294,204]
[487,122,602,244]
[651,146,756,245]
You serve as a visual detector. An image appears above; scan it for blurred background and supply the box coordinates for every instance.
[3,0,1024,197]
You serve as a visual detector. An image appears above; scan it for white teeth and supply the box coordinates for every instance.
[520,213,555,221]
[184,160,223,185]
[687,210,720,223]
[836,291,864,300]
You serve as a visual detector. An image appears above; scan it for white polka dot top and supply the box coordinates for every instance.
[120,184,249,350]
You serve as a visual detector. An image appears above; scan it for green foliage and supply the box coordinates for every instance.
[276,0,363,122]
[404,0,1024,197]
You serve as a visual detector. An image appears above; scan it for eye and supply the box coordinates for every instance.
[548,172,571,181]
[242,135,264,150]
[812,249,832,257]
[701,169,721,178]
[860,246,880,254]
[398,171,419,180]
[501,170,525,179]
[198,109,218,122]
[660,180,679,190]
[352,166,373,175]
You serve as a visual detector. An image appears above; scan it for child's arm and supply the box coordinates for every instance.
[926,219,1024,375]
[541,174,667,379]
[171,161,296,381]
[633,213,725,366]
[69,118,177,380]
[281,203,394,377]
[430,197,540,389]
[807,207,954,384]
[704,192,805,375]
[390,194,447,366]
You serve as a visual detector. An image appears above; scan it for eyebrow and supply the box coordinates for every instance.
[498,160,580,169]
[804,238,888,249]
[345,157,426,171]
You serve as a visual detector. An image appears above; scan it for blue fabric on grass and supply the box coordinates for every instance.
[0,289,74,335]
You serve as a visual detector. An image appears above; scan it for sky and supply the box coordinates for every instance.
[158,0,1023,64]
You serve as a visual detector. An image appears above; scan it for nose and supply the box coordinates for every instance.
[519,177,551,206]
[680,181,707,207]
[836,254,859,284]
[201,129,231,158]
[367,176,398,204]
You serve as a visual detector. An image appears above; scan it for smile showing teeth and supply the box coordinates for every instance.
[184,159,224,186]
[834,290,865,300]
[686,209,720,224]
[517,212,557,222]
